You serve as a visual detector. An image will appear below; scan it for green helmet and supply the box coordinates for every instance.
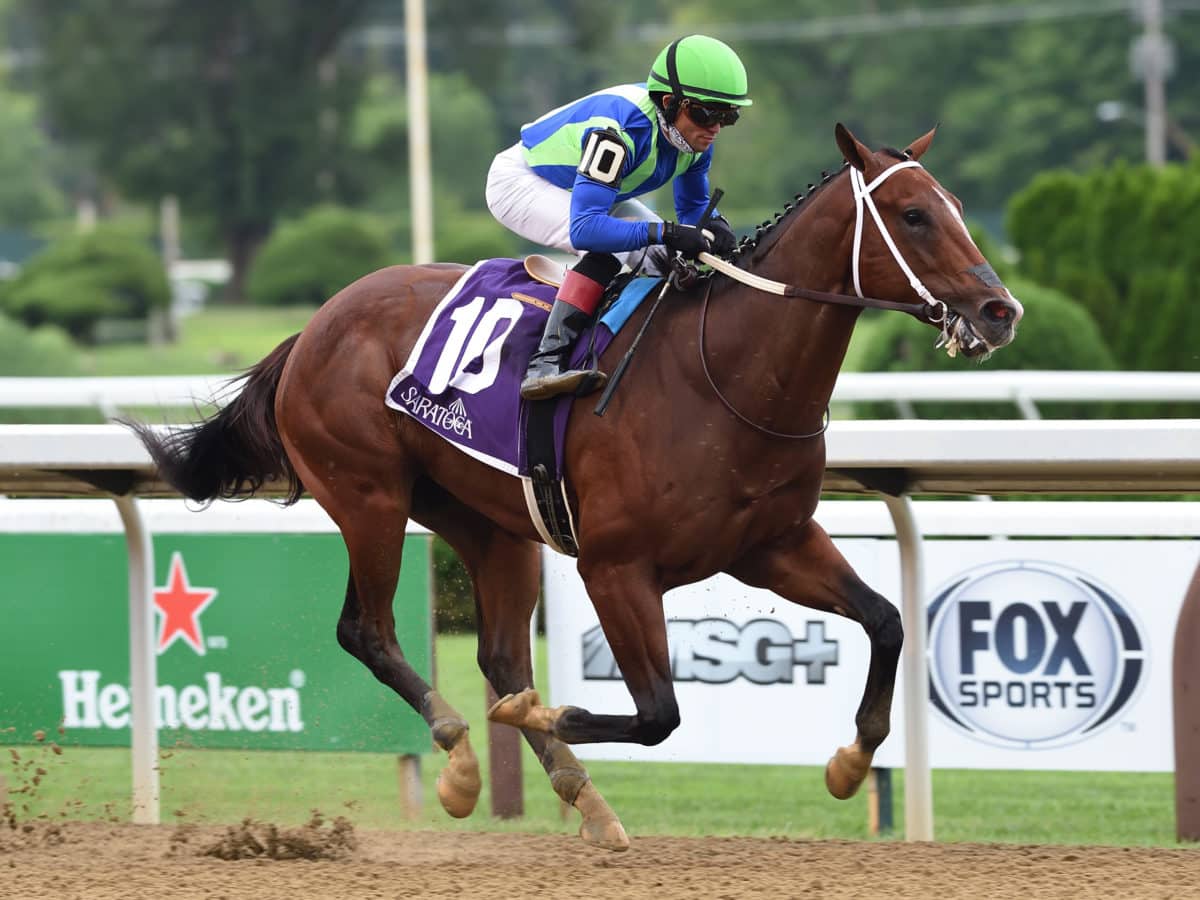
[647,35,752,108]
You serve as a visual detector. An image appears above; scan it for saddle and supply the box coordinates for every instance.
[385,256,664,558]
[524,254,567,287]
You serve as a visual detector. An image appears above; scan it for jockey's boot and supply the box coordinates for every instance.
[520,252,621,401]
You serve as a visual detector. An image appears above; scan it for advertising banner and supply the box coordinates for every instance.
[1,531,432,754]
[545,539,1199,772]
[545,540,884,766]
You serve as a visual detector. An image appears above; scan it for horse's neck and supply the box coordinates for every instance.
[704,189,859,422]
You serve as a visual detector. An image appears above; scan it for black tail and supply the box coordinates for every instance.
[127,334,304,504]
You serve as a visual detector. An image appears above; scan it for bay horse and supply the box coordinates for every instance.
[133,124,1021,850]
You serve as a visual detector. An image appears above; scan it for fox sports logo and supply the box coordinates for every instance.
[927,560,1145,750]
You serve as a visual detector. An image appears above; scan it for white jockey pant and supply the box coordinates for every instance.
[485,142,666,274]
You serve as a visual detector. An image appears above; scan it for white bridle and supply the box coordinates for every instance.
[850,160,947,325]
[698,158,949,326]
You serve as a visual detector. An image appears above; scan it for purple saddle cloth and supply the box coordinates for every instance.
[385,258,625,477]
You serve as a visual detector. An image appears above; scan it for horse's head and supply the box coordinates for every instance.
[835,123,1022,357]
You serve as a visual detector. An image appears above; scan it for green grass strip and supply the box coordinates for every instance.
[2,635,1182,846]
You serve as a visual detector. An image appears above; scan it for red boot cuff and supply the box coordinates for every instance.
[556,269,607,315]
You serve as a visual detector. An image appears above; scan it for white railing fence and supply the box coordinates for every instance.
[0,375,240,420]
[832,370,1200,419]
[3,371,1200,421]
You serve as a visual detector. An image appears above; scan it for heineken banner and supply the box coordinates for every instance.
[0,508,432,754]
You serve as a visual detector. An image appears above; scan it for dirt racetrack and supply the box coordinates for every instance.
[2,821,1200,900]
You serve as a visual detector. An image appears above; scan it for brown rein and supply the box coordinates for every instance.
[781,284,942,322]
[696,251,947,325]
[696,278,831,441]
[690,248,947,439]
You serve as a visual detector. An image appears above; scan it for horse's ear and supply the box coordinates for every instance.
[905,124,939,161]
[835,122,871,172]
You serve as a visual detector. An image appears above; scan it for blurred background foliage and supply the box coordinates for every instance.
[854,277,1116,418]
[0,223,171,340]
[0,3,1193,337]
[1007,163,1200,371]
[246,205,392,307]
[0,2,1195,338]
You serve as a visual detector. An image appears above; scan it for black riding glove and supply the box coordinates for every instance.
[706,215,737,257]
[654,221,712,260]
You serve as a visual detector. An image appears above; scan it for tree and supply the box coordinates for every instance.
[21,0,371,300]
[0,1,65,229]
[0,87,64,228]
[349,69,519,262]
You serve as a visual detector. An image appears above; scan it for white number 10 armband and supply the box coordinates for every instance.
[577,129,628,187]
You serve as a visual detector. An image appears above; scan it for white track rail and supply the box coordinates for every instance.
[4,370,1200,420]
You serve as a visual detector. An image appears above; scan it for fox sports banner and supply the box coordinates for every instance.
[543,539,1198,772]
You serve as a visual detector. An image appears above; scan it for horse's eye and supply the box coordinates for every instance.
[902,208,925,226]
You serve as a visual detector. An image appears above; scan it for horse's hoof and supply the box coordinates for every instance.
[487,688,539,727]
[579,817,630,852]
[437,766,481,817]
[574,782,630,852]
[436,735,481,818]
[824,744,872,800]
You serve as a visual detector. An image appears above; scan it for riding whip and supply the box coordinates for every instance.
[594,189,724,416]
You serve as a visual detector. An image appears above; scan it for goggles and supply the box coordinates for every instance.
[683,99,741,128]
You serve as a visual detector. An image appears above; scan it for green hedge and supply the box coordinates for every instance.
[1006,162,1200,371]
[0,313,101,422]
[854,276,1115,419]
[246,206,393,307]
[0,313,79,376]
[0,226,170,342]
[433,210,521,265]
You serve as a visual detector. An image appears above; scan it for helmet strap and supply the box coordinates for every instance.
[655,106,697,153]
[664,38,684,124]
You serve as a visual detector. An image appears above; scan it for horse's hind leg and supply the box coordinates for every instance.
[286,457,481,818]
[729,520,903,801]
[411,482,629,850]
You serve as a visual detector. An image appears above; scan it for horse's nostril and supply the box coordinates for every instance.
[984,300,1013,322]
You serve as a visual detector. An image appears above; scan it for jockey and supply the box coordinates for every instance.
[485,34,752,400]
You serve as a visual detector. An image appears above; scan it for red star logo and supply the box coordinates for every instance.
[154,552,217,655]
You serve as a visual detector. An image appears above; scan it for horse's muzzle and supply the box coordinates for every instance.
[963,293,1023,354]
[984,295,1023,328]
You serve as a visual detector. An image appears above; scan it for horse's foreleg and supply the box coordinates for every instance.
[729,520,903,800]
[412,487,627,850]
[491,560,680,749]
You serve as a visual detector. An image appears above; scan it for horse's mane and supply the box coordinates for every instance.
[729,146,909,269]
